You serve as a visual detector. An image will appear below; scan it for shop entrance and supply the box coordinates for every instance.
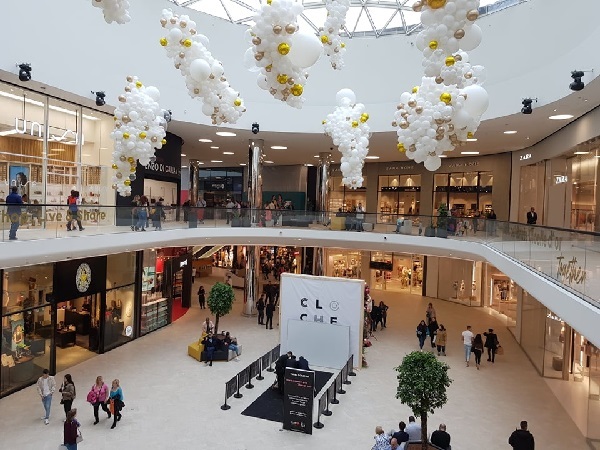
[370,252,424,295]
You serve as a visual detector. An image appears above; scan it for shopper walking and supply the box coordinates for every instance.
[379,301,389,328]
[509,421,535,450]
[265,300,275,330]
[59,374,76,419]
[152,197,165,230]
[6,186,23,240]
[428,318,439,349]
[63,408,81,450]
[197,286,206,309]
[88,376,110,425]
[484,328,499,363]
[130,195,140,231]
[473,333,484,370]
[416,320,428,350]
[36,368,56,425]
[426,302,436,326]
[108,379,124,429]
[462,325,474,367]
[136,195,149,231]
[436,324,447,356]
[256,294,265,325]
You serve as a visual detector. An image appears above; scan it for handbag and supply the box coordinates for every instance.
[86,389,97,404]
[58,445,68,450]
[496,345,504,355]
[109,398,115,415]
[76,429,83,444]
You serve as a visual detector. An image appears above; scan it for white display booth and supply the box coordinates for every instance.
[279,273,363,370]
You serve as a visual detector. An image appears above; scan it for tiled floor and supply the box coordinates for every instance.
[0,279,589,450]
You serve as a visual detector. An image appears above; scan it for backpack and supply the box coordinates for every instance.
[86,388,98,404]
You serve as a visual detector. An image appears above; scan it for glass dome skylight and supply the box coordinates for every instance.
[169,0,525,38]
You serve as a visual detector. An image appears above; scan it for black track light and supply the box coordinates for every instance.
[570,70,585,91]
[521,98,533,115]
[93,91,106,107]
[251,122,260,134]
[18,63,32,82]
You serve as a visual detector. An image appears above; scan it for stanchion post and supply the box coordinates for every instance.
[234,375,243,399]
[330,381,339,404]
[220,386,231,411]
[313,393,325,429]
[257,361,264,381]
[349,354,357,377]
[343,364,351,385]
[322,389,332,416]
[246,366,254,389]
[336,371,346,395]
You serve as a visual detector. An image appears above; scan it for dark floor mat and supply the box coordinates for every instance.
[240,370,334,423]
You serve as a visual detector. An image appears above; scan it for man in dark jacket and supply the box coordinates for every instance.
[256,295,265,325]
[297,356,310,371]
[431,423,451,450]
[265,300,275,329]
[6,186,23,240]
[275,351,292,393]
[509,421,535,450]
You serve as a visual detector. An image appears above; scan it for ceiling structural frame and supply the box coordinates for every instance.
[168,0,526,39]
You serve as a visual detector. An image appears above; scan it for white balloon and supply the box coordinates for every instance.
[462,85,489,117]
[336,88,356,106]
[145,86,160,102]
[460,24,482,51]
[189,59,211,81]
[288,31,322,68]
[424,156,442,172]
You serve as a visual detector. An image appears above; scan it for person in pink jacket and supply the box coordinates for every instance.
[87,376,111,424]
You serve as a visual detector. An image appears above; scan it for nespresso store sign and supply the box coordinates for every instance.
[53,256,107,301]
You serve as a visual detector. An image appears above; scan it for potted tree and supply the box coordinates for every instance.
[436,203,449,238]
[424,219,436,237]
[395,351,452,450]
[207,282,235,334]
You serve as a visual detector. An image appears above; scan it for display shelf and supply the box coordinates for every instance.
[140,297,170,335]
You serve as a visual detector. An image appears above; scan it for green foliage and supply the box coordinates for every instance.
[207,282,235,334]
[395,351,452,449]
[437,203,449,229]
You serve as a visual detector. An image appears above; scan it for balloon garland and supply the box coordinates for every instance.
[324,89,371,189]
[319,0,350,70]
[393,0,488,171]
[91,0,131,24]
[160,10,245,125]
[246,0,322,109]
[110,76,167,197]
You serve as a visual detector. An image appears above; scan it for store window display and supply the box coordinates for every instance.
[434,171,493,221]
[377,174,421,223]
[326,250,362,279]
[570,153,597,231]
[369,252,423,294]
[329,176,367,212]
[483,264,517,327]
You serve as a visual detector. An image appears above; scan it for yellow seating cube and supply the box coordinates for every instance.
[331,216,346,230]
[188,341,204,361]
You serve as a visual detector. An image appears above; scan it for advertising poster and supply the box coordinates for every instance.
[282,367,315,435]
[142,266,156,291]
[9,165,29,198]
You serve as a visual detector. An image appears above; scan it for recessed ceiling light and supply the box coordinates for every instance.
[314,155,320,158]
[461,151,480,155]
[198,138,212,143]
[365,156,380,160]
[438,155,447,158]
[210,160,223,163]
[304,163,314,167]
[223,151,234,155]
[549,114,574,120]
[211,146,219,149]
[198,162,204,165]
[271,145,287,150]
[265,160,274,164]
[574,151,590,155]
[467,138,478,142]
[216,131,236,137]
[504,131,518,135]
[181,153,186,157]
[181,165,188,168]
[239,163,247,166]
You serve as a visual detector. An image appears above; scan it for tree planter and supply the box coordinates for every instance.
[436,228,448,238]
[424,226,436,237]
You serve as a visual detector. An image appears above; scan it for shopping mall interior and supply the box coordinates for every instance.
[1,0,600,449]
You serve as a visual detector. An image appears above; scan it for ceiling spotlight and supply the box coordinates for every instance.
[251,122,260,134]
[18,63,32,82]
[92,91,106,106]
[570,70,585,91]
[521,98,533,115]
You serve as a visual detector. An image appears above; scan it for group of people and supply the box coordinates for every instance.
[372,417,451,450]
[256,293,276,329]
[200,317,241,366]
[365,294,389,332]
[415,303,448,356]
[35,369,124,450]
[130,194,165,231]
[461,325,500,369]
[273,351,310,394]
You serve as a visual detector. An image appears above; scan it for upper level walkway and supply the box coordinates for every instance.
[1,206,598,346]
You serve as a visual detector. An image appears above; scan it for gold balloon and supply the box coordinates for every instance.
[179,52,185,59]
[126,76,133,82]
[139,132,147,139]
[454,29,465,39]
[123,132,130,139]
[412,1,423,12]
[118,95,126,102]
[151,136,158,142]
[278,42,290,55]
[267,0,272,4]
[160,18,167,27]
[291,84,303,96]
[277,74,288,84]
[467,132,474,139]
[254,52,264,61]
[467,9,479,21]
[124,179,131,186]
[273,25,282,34]
[111,184,117,190]
[175,63,181,69]
[440,93,452,105]
[436,126,445,134]
[265,64,272,72]
[111,163,118,169]
[135,81,143,88]
[160,37,168,46]
[360,113,369,123]
[285,24,296,34]
[408,100,417,108]
[392,121,397,127]
[412,86,419,94]
[115,122,122,128]
[465,72,473,79]
[130,167,136,173]
[445,56,455,66]
[119,155,127,162]
[340,42,346,48]
[180,20,187,28]
[427,0,447,9]
[429,40,438,50]
[287,79,295,85]
[124,86,131,92]
[127,157,135,163]
[252,37,261,45]
[400,121,409,129]
[322,120,327,125]
[161,139,167,145]
[435,118,445,125]
[190,29,197,35]
[169,18,176,24]
[234,98,242,107]
[183,39,192,48]
[397,143,406,152]
[416,106,424,114]
[351,121,359,128]
[321,35,329,44]
[435,76,444,84]
[116,172,123,179]
[448,124,455,132]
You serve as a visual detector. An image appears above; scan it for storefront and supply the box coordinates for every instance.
[325,249,363,280]
[377,174,421,224]
[0,81,115,228]
[433,170,493,217]
[369,252,424,294]
[482,263,517,328]
[199,167,245,206]
[423,256,483,306]
[329,167,368,212]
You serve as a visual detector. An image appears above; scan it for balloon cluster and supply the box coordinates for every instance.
[245,0,322,108]
[319,0,350,70]
[110,76,168,197]
[91,0,131,24]
[324,89,371,188]
[393,0,488,171]
[160,10,245,125]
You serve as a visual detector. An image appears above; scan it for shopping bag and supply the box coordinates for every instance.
[496,345,504,355]
[109,398,115,415]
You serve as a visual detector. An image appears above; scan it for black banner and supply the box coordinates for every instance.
[250,359,260,379]
[283,368,315,435]
[369,260,393,271]
[270,346,280,364]
[53,256,107,301]
[238,368,249,388]
[261,352,271,371]
[225,376,238,399]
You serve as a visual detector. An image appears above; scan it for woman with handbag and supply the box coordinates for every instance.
[108,379,124,429]
[88,376,110,425]
[473,334,485,370]
[63,408,81,450]
[59,374,76,419]
[416,320,428,350]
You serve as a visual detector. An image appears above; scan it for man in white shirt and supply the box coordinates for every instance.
[462,325,474,367]
[225,199,235,224]
[36,368,56,424]
[405,415,422,442]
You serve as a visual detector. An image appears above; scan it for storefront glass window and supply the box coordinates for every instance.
[106,253,136,290]
[520,291,546,374]
[484,264,517,328]
[434,171,493,217]
[104,285,135,351]
[326,249,362,279]
[369,252,424,294]
[329,176,367,212]
[377,174,421,223]
[570,154,597,231]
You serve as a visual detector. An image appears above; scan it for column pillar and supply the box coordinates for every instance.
[313,247,324,277]
[243,139,263,316]
[189,159,201,207]
[317,151,331,224]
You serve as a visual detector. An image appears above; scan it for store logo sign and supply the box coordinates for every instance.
[555,175,568,184]
[299,297,338,324]
[180,260,188,268]
[520,153,532,161]
[556,256,586,285]
[14,117,85,144]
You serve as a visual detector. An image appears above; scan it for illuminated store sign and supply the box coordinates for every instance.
[555,175,568,184]
[13,117,85,144]
[520,153,532,161]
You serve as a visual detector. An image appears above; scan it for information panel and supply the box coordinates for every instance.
[282,368,315,435]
